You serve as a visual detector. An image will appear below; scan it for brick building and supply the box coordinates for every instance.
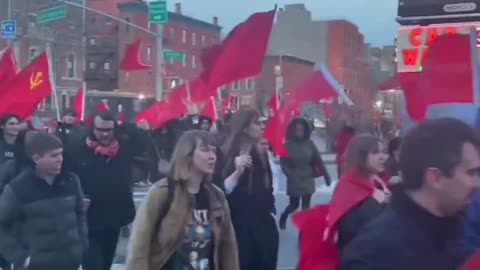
[255,54,315,111]
[267,4,377,128]
[117,2,222,99]
[0,0,85,112]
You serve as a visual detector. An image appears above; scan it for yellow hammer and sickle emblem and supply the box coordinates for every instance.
[29,72,44,90]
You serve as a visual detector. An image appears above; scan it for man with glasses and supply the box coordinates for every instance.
[64,110,147,270]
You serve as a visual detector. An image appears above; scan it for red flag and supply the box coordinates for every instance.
[398,72,425,121]
[222,94,232,116]
[293,169,374,270]
[201,96,217,122]
[460,251,480,270]
[399,33,476,121]
[167,78,215,113]
[120,39,151,71]
[265,66,344,156]
[0,52,52,120]
[418,33,475,105]
[0,47,17,83]
[73,87,85,121]
[200,7,276,88]
[135,100,180,129]
[267,89,280,114]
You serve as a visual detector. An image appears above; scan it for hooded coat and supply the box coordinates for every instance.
[280,118,322,197]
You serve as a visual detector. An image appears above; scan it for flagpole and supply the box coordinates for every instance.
[81,0,87,122]
[46,44,61,121]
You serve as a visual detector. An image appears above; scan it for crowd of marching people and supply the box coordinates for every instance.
[0,106,480,270]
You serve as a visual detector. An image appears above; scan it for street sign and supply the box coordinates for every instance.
[1,20,16,39]
[163,50,185,60]
[37,6,66,23]
[149,0,168,23]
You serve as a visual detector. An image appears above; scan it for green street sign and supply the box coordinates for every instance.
[37,6,66,23]
[164,51,185,60]
[149,1,168,24]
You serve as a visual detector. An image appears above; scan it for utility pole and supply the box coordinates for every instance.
[155,24,164,100]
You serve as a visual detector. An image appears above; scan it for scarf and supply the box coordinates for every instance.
[86,137,120,161]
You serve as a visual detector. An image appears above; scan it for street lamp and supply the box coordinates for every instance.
[376,100,383,109]
[138,94,145,100]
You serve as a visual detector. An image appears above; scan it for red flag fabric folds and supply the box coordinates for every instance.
[201,97,217,122]
[200,7,276,88]
[293,169,374,270]
[0,52,52,119]
[398,33,476,121]
[265,67,342,156]
[0,47,17,83]
[120,39,151,71]
[73,87,85,121]
[267,89,280,114]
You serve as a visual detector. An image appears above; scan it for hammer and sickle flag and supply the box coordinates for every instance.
[29,71,44,90]
[0,51,53,120]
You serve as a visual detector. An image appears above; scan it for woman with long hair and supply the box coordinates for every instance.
[219,109,278,270]
[126,130,239,270]
[294,134,389,270]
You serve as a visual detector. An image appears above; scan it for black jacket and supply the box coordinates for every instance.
[339,191,463,270]
[0,135,24,166]
[0,170,87,270]
[337,197,384,251]
[65,124,147,231]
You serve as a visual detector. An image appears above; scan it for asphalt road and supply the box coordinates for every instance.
[111,136,337,270]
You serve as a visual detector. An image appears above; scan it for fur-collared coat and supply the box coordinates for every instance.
[125,179,239,270]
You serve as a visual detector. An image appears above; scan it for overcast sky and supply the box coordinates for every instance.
[166,0,399,46]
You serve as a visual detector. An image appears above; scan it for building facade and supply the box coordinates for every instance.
[267,4,377,128]
[255,54,315,111]
[117,2,222,99]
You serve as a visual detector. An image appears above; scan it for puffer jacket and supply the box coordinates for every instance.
[0,170,87,270]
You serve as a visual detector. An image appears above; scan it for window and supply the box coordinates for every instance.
[125,17,130,32]
[66,53,75,78]
[182,30,187,43]
[105,17,112,24]
[246,78,254,90]
[170,27,175,39]
[201,35,206,47]
[232,81,240,91]
[88,61,96,69]
[231,96,239,111]
[104,61,111,70]
[192,32,196,46]
[61,93,69,109]
[89,38,96,45]
[89,16,96,24]
[182,54,187,67]
[192,55,196,69]
[147,46,152,62]
[29,46,39,61]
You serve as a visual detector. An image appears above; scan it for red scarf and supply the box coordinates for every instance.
[86,137,120,161]
[293,169,375,270]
